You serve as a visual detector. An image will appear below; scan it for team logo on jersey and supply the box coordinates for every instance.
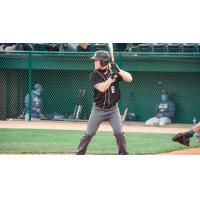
[111,86,115,93]
[159,103,168,112]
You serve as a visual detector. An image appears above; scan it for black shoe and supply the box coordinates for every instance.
[75,152,84,155]
[119,152,128,155]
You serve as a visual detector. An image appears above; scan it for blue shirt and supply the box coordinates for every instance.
[155,99,176,119]
[24,91,43,118]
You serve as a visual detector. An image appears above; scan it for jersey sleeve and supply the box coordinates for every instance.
[24,94,29,109]
[89,72,103,87]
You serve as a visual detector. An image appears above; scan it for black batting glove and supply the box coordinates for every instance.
[109,63,120,79]
[110,73,118,79]
[111,63,120,73]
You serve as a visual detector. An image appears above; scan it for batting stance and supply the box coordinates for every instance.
[76,50,133,155]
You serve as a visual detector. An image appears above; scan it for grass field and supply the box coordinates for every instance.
[0,128,199,154]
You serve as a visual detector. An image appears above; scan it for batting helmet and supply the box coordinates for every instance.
[91,50,110,66]
[34,83,43,90]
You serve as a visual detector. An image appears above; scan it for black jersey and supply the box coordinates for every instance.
[89,70,123,109]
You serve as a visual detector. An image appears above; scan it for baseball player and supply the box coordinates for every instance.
[24,83,44,120]
[145,90,176,126]
[172,122,200,146]
[76,50,133,155]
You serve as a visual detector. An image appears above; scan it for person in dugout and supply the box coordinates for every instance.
[24,83,44,120]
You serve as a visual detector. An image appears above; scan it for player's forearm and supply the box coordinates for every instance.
[193,122,200,132]
[95,77,115,93]
[118,69,133,82]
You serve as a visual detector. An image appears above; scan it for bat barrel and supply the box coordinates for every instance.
[108,43,114,63]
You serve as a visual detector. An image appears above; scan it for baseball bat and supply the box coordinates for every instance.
[73,105,78,116]
[75,105,82,119]
[122,107,128,121]
[108,43,114,63]
[122,92,134,122]
[75,89,86,119]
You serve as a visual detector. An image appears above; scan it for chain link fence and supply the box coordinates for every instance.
[0,50,200,123]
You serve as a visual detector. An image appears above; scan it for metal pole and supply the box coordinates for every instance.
[28,53,32,121]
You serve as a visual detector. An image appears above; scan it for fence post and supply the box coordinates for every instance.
[6,71,10,119]
[117,52,123,113]
[28,53,32,121]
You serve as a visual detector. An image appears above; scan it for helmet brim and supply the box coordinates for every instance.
[91,56,95,60]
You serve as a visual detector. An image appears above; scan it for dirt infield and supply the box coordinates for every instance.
[1,120,200,154]
[163,147,200,155]
[0,119,192,133]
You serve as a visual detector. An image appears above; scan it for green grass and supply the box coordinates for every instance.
[0,128,199,154]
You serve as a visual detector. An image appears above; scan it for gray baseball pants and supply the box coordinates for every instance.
[76,104,127,155]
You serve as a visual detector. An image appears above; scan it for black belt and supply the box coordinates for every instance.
[94,103,116,109]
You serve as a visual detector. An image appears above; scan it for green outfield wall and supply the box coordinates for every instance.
[0,51,200,123]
